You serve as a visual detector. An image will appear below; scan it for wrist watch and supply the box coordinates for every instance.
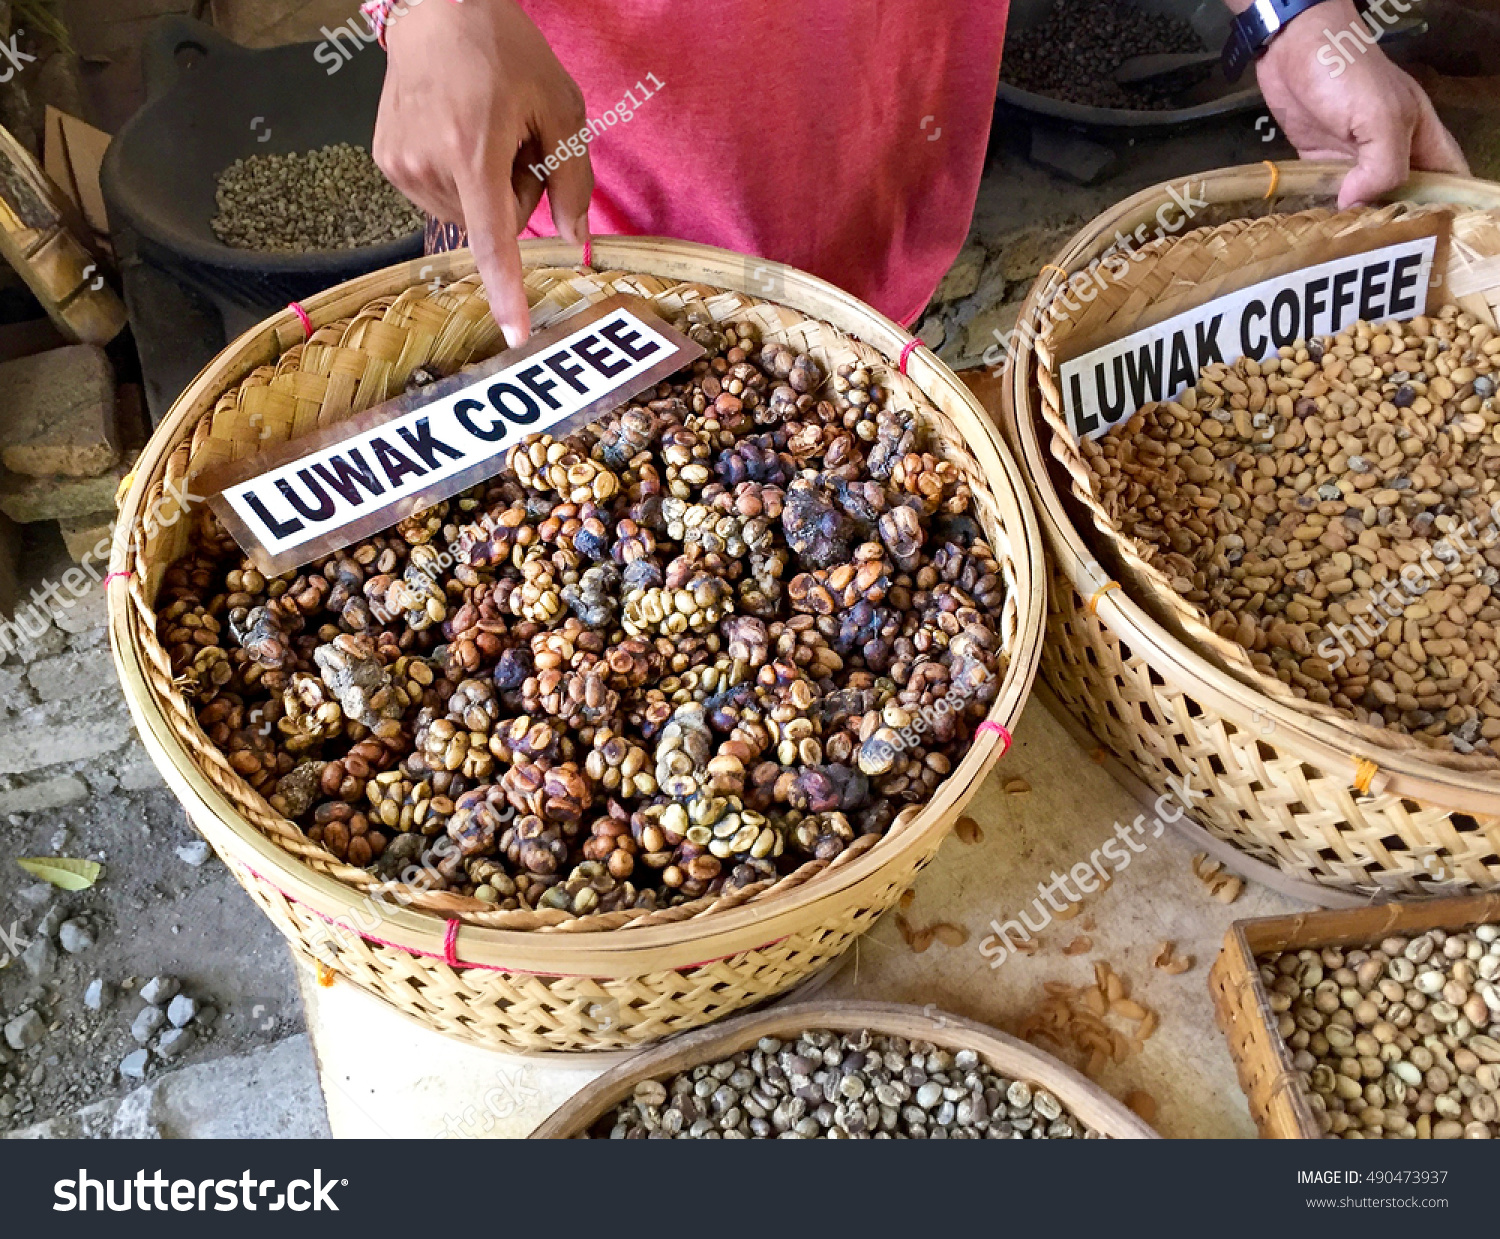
[1221,0,1338,81]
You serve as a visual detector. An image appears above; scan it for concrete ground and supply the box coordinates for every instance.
[0,532,318,1139]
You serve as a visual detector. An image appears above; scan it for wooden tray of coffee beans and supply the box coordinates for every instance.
[1210,893,1500,1138]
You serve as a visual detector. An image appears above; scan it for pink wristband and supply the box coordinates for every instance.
[362,0,461,50]
[359,0,397,49]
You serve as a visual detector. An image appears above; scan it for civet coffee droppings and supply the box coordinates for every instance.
[211,142,423,253]
[1262,924,1500,1139]
[157,313,1005,915]
[597,1030,1099,1139]
[1083,305,1500,757]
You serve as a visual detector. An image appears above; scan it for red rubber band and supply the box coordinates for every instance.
[288,301,313,339]
[898,338,921,375]
[977,720,1012,757]
[581,237,593,269]
[103,571,133,587]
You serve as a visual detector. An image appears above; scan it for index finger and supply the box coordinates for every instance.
[457,167,532,349]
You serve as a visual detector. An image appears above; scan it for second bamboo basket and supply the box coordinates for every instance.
[1003,163,1500,901]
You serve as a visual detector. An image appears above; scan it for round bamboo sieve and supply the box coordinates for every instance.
[107,237,1046,1052]
[531,1000,1159,1137]
[1003,162,1500,902]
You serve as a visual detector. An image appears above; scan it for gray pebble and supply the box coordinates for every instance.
[4,1010,46,1051]
[156,1027,195,1059]
[176,841,211,867]
[131,1005,166,1045]
[139,976,179,1005]
[120,1049,150,1080]
[20,935,55,978]
[58,920,94,954]
[166,994,198,1028]
[83,979,111,1011]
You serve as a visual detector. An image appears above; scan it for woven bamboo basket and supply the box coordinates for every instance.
[531,999,1159,1137]
[1002,163,1500,901]
[1209,892,1500,1138]
[107,237,1045,1053]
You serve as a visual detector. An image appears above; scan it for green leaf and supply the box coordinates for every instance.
[16,856,103,891]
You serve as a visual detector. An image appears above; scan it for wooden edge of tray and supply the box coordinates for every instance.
[1210,893,1500,1139]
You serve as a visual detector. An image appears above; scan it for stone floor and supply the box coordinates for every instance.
[0,531,312,1138]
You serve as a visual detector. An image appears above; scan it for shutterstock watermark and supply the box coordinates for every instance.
[0,28,37,83]
[1315,0,1414,79]
[1317,498,1500,672]
[0,478,203,661]
[301,801,517,965]
[54,1170,344,1212]
[0,916,25,965]
[983,179,1210,372]
[977,773,1204,968]
[528,74,665,183]
[435,1066,540,1137]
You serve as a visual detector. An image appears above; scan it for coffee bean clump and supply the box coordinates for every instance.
[211,142,423,252]
[1263,923,1500,1139]
[596,1030,1098,1139]
[1083,306,1500,757]
[156,312,1005,916]
[1003,0,1206,111]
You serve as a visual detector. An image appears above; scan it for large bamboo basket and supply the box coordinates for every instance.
[107,238,1045,1053]
[1002,163,1500,901]
[1209,892,1500,1138]
[531,999,1159,1137]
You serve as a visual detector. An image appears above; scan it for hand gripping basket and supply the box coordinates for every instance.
[1004,163,1500,902]
[107,237,1045,1053]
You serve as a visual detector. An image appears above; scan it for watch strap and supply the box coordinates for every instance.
[1222,0,1338,81]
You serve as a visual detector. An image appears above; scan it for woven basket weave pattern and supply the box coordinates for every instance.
[1006,165,1500,900]
[112,245,1043,1050]
[1037,204,1500,774]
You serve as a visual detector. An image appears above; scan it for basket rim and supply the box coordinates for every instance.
[1002,161,1500,816]
[107,234,1048,969]
[530,998,1161,1138]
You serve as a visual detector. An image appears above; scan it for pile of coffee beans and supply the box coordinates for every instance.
[157,311,1006,917]
[596,1030,1099,1138]
[1083,305,1500,757]
[1003,0,1207,111]
[211,142,423,252]
[1263,924,1500,1138]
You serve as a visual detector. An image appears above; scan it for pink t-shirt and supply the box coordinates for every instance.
[515,1,1010,326]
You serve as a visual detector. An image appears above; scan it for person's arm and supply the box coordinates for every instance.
[1223,0,1468,206]
[373,0,593,346]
